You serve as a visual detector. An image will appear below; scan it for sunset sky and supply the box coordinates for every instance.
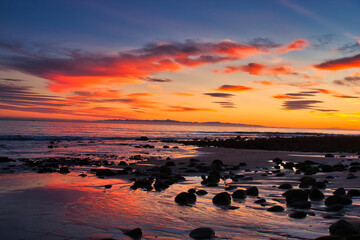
[0,0,360,129]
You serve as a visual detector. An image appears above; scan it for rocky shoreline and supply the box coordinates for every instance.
[1,136,360,239]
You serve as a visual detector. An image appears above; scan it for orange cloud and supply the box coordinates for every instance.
[0,39,303,92]
[314,53,360,71]
[220,62,296,76]
[167,106,216,112]
[217,85,254,92]
[276,39,309,54]
[273,94,293,99]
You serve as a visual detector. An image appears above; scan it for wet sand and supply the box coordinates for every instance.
[1,144,360,239]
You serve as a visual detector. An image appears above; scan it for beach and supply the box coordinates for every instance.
[1,135,360,239]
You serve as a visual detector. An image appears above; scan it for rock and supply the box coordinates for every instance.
[212,192,231,205]
[189,227,215,239]
[78,173,87,177]
[289,201,311,209]
[118,161,127,165]
[347,189,360,197]
[165,161,176,167]
[325,195,352,206]
[289,211,307,219]
[314,181,327,189]
[225,186,237,191]
[273,158,283,164]
[254,199,266,204]
[159,166,172,176]
[137,136,149,141]
[310,188,325,201]
[188,188,196,194]
[124,228,142,239]
[326,204,344,212]
[96,168,116,177]
[325,154,335,158]
[329,220,360,237]
[284,189,308,205]
[59,166,70,174]
[246,186,259,196]
[267,205,284,212]
[175,192,196,205]
[196,190,208,195]
[211,160,224,171]
[333,188,346,195]
[322,164,334,172]
[278,183,292,189]
[154,180,169,191]
[130,178,153,190]
[232,190,246,199]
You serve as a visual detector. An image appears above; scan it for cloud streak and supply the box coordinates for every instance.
[314,53,360,71]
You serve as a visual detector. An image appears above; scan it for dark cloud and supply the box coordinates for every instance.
[142,77,173,83]
[286,91,318,98]
[311,34,334,47]
[338,42,360,53]
[333,75,360,86]
[213,101,237,108]
[248,38,280,49]
[204,93,234,98]
[282,100,337,112]
[0,83,65,107]
[0,78,23,82]
[167,106,216,112]
[314,53,360,70]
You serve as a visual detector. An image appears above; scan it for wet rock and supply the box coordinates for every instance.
[212,192,231,205]
[163,145,170,148]
[188,188,196,194]
[130,178,153,190]
[273,158,283,164]
[165,161,176,167]
[59,166,70,174]
[347,189,360,197]
[325,195,352,206]
[96,168,116,177]
[211,159,224,171]
[329,220,360,237]
[326,204,344,212]
[254,199,266,204]
[284,189,308,205]
[289,200,311,209]
[289,211,307,219]
[207,171,220,186]
[267,205,284,212]
[104,185,112,189]
[196,190,208,195]
[175,192,196,205]
[232,190,246,199]
[118,161,127,166]
[137,136,149,141]
[189,227,215,239]
[246,186,259,196]
[78,173,87,177]
[333,188,346,195]
[314,181,327,189]
[278,183,292,189]
[154,180,169,191]
[225,186,237,191]
[124,227,142,239]
[325,154,335,158]
[310,188,325,201]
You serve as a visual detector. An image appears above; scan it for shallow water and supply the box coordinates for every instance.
[1,159,359,240]
[1,121,360,239]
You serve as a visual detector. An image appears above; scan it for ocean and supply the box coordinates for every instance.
[0,120,359,239]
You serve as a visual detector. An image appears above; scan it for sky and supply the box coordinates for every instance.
[0,0,360,130]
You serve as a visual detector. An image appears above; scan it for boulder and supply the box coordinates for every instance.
[232,190,246,199]
[175,192,196,205]
[310,188,325,201]
[347,189,360,197]
[278,183,292,189]
[246,186,259,196]
[189,227,215,239]
[123,228,142,239]
[333,188,346,195]
[325,195,352,206]
[289,211,307,219]
[196,190,208,195]
[212,192,231,205]
[284,189,308,205]
[59,166,70,174]
[329,220,360,237]
[267,205,284,212]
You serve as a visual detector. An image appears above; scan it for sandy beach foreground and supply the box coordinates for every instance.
[1,143,360,240]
